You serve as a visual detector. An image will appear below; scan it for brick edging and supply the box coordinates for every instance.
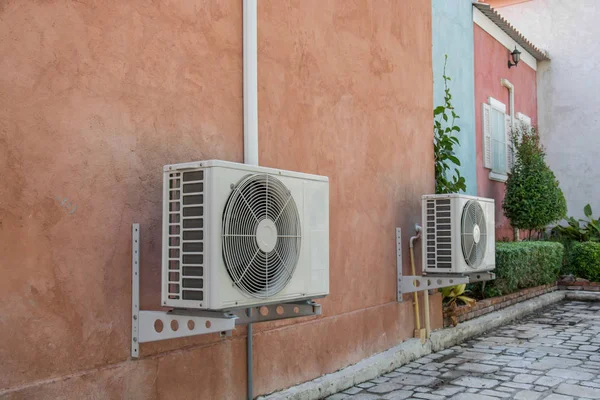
[557,280,600,292]
[443,283,558,327]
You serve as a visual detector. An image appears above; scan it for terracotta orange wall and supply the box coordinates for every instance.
[474,24,538,240]
[0,1,438,399]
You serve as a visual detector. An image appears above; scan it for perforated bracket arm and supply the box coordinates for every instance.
[131,223,323,359]
[233,301,321,325]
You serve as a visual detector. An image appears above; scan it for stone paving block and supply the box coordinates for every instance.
[420,363,444,371]
[509,360,534,368]
[513,390,542,400]
[391,375,440,387]
[449,394,496,400]
[582,381,600,389]
[458,352,497,361]
[535,376,564,387]
[345,394,380,400]
[555,383,600,399]
[343,387,363,395]
[431,386,464,396]
[382,390,413,400]
[501,382,533,389]
[580,345,599,351]
[530,357,581,370]
[367,383,403,394]
[384,372,402,378]
[514,374,539,384]
[441,370,470,379]
[357,382,376,389]
[495,386,516,393]
[457,363,500,373]
[546,368,595,380]
[451,376,499,389]
[413,387,431,393]
[327,394,350,400]
[571,336,591,342]
[412,393,444,400]
[504,367,532,374]
[542,395,573,400]
[506,348,528,355]
[479,389,512,398]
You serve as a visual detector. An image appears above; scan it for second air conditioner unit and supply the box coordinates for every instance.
[422,194,495,274]
[162,160,329,311]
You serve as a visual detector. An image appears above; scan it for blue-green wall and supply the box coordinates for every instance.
[432,0,477,195]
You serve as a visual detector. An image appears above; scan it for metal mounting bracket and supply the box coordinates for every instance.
[131,224,322,358]
[395,226,496,299]
[396,228,403,302]
[401,274,470,294]
[131,224,237,358]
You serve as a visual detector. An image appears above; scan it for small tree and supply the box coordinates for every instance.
[503,126,567,239]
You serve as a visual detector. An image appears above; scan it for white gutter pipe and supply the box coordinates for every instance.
[244,0,259,166]
[243,2,258,400]
[501,78,519,241]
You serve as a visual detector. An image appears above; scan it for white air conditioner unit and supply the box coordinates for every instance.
[161,160,329,310]
[422,194,495,274]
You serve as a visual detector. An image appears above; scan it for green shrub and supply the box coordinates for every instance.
[571,242,600,281]
[503,128,566,239]
[483,242,563,297]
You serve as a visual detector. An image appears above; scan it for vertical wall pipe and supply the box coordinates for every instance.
[409,225,423,339]
[244,1,258,399]
[244,0,259,167]
[501,78,518,241]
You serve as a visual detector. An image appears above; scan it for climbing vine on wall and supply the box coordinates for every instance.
[434,55,466,194]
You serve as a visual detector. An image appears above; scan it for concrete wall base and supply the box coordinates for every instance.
[259,290,600,400]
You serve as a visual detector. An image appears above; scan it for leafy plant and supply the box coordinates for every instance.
[552,204,600,242]
[441,284,476,307]
[434,55,466,194]
[442,284,475,326]
[570,242,600,282]
[503,126,567,238]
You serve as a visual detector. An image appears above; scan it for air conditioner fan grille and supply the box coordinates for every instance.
[222,174,301,298]
[461,200,487,268]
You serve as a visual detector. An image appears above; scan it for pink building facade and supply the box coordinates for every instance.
[472,3,546,239]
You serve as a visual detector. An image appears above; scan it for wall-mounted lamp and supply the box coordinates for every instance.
[508,46,522,68]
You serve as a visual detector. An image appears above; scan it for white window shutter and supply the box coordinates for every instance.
[516,112,532,128]
[516,112,531,144]
[482,103,492,169]
[506,114,514,172]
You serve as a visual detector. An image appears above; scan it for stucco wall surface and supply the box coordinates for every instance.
[473,24,538,240]
[432,0,478,196]
[494,0,600,220]
[0,1,438,399]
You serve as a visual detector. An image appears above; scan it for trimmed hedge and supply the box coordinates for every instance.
[571,242,600,282]
[484,242,563,297]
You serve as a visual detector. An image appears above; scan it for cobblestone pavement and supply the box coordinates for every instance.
[329,301,600,400]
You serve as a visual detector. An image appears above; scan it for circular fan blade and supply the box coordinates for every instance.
[461,200,487,268]
[222,174,301,298]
